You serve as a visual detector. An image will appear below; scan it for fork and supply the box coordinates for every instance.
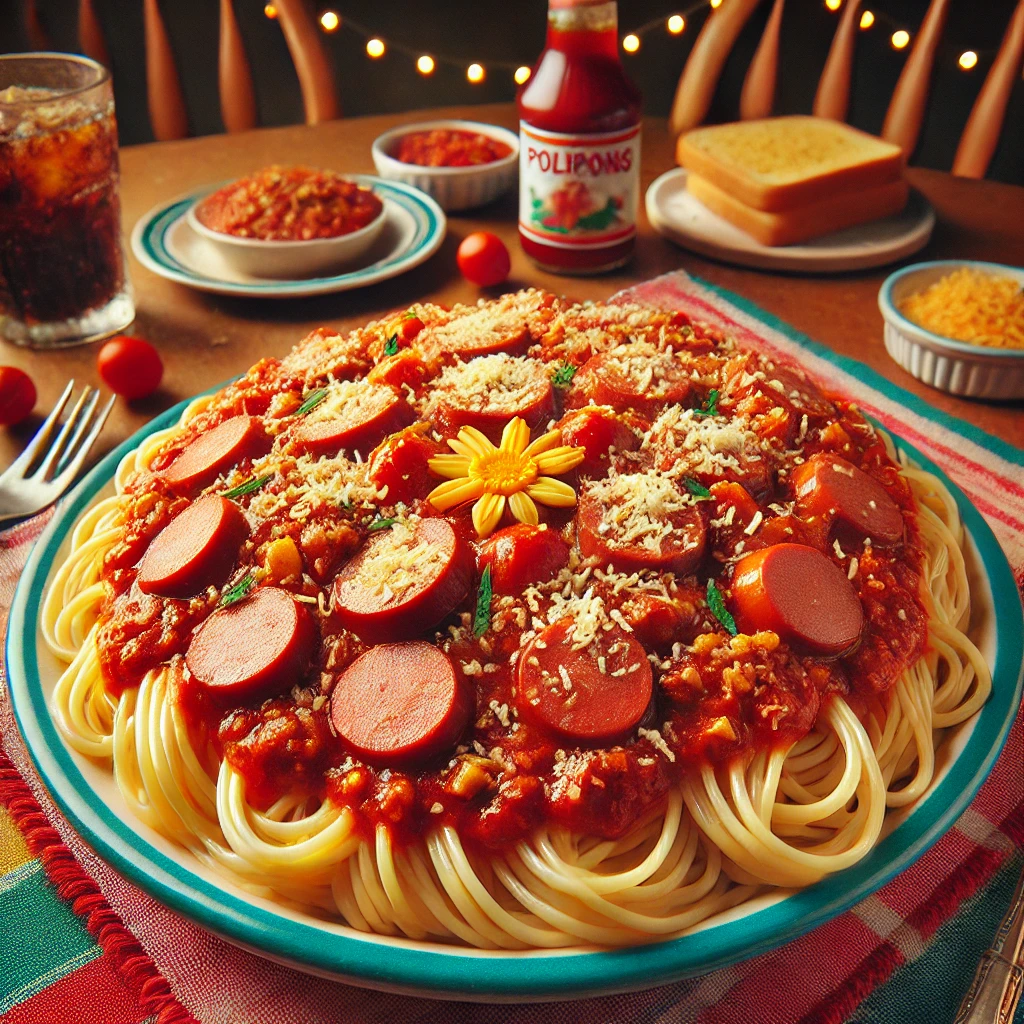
[0,381,115,524]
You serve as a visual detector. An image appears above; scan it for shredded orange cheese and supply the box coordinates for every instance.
[898,268,1024,350]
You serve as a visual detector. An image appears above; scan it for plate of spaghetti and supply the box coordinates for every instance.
[7,291,1022,1000]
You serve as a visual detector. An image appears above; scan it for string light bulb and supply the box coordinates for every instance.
[958,50,978,70]
[264,3,277,17]
[366,38,385,58]
[710,0,722,8]
[467,63,485,83]
[622,34,640,53]
[859,10,874,28]
[319,11,339,32]
[825,0,841,11]
[891,29,910,50]
[417,55,436,76]
[514,66,531,85]
[667,14,685,33]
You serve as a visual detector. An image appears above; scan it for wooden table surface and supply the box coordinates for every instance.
[2,102,1023,469]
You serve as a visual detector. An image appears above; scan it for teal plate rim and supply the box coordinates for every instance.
[6,395,1023,1001]
[130,175,446,298]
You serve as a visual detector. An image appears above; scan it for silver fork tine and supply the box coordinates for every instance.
[6,380,76,478]
[49,394,115,495]
[35,387,97,481]
[53,387,102,476]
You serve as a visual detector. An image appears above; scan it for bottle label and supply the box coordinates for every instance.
[519,122,640,251]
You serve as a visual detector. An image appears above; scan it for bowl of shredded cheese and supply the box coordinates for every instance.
[879,260,1024,399]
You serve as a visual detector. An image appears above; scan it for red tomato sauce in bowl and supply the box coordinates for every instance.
[195,166,384,242]
[394,129,512,168]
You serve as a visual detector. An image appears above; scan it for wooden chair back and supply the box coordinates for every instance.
[73,0,340,142]
[669,0,1024,180]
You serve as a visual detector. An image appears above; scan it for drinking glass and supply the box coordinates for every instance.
[0,53,134,348]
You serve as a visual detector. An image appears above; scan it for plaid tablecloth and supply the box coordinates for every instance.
[1,270,1022,1024]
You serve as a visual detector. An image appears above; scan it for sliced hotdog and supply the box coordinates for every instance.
[568,343,694,417]
[137,494,249,598]
[791,453,904,545]
[330,641,472,767]
[577,471,706,577]
[478,524,570,595]
[424,354,554,444]
[516,619,653,745]
[730,543,864,656]
[292,380,414,459]
[555,407,642,478]
[420,293,534,360]
[646,406,773,502]
[185,586,317,703]
[332,517,473,643]
[163,415,268,494]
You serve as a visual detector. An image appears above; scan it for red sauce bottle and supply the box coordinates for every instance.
[517,0,643,275]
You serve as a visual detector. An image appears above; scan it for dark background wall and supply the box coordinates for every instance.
[3,0,1022,184]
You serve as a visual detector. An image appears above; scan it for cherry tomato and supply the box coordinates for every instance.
[457,232,511,288]
[0,366,37,426]
[97,336,163,400]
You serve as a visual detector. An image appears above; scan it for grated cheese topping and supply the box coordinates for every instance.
[342,516,446,603]
[422,354,548,416]
[598,342,690,397]
[301,378,396,431]
[645,406,764,479]
[583,470,697,553]
[247,452,387,521]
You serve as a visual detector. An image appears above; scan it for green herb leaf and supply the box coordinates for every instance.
[551,363,577,389]
[683,477,712,500]
[367,517,396,532]
[693,389,720,419]
[383,333,399,357]
[473,565,493,637]
[296,389,328,416]
[706,578,738,636]
[401,310,419,321]
[222,474,273,500]
[218,572,257,609]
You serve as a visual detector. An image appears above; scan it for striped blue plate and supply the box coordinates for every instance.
[130,176,446,298]
[5,406,1022,1000]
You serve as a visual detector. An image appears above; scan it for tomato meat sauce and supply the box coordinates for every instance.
[393,128,512,167]
[93,294,929,850]
[195,165,383,241]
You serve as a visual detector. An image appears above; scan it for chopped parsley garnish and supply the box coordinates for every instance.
[296,389,328,416]
[222,474,273,499]
[683,477,712,500]
[367,516,396,532]
[383,333,399,357]
[693,388,720,419]
[551,363,577,389]
[473,565,493,637]
[706,578,738,636]
[218,573,257,609]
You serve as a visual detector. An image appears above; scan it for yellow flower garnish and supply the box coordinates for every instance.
[427,417,585,538]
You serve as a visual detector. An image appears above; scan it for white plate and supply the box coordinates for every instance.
[130,176,446,299]
[646,168,935,273]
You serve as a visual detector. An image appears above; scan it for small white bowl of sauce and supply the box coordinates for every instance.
[188,166,387,279]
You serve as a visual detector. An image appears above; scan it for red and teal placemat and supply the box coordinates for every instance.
[2,270,1022,1024]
